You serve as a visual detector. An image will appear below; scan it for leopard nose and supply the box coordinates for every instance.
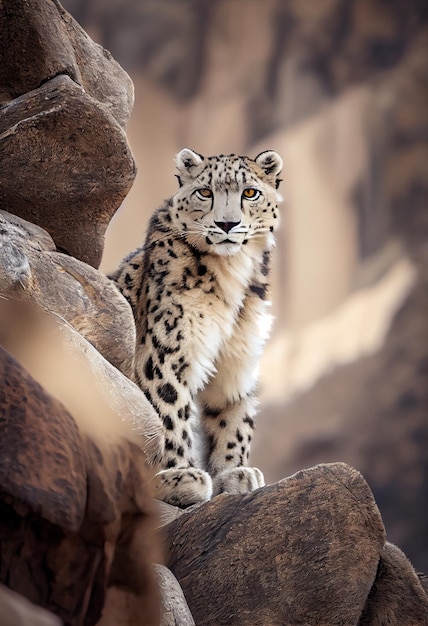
[214,221,240,234]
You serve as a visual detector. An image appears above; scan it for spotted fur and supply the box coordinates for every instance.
[110,149,283,506]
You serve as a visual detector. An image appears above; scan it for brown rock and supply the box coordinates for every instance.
[0,0,137,267]
[0,344,86,530]
[0,210,136,378]
[164,463,387,626]
[0,298,162,468]
[359,542,428,625]
[0,0,134,125]
[155,565,195,626]
[0,346,160,626]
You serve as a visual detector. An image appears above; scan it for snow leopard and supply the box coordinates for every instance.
[110,148,283,506]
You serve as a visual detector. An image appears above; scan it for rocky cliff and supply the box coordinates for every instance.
[61,0,428,573]
[1,2,427,624]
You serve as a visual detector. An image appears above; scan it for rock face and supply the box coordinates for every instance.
[0,210,136,378]
[163,463,428,626]
[1,2,427,625]
[60,0,428,575]
[0,0,136,268]
[0,2,160,623]
[155,565,195,626]
[0,344,160,626]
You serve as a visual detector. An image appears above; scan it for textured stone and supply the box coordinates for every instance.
[0,0,137,267]
[0,0,134,127]
[358,542,428,625]
[0,346,160,626]
[0,210,136,378]
[0,345,87,531]
[163,463,428,624]
[155,565,195,626]
[164,463,387,626]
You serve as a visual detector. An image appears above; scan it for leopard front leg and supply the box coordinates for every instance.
[141,386,213,507]
[201,392,265,496]
[134,315,212,507]
[146,393,213,507]
[198,290,268,495]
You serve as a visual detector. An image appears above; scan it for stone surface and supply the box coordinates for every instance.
[358,542,428,625]
[163,463,428,624]
[0,2,162,624]
[0,297,162,467]
[164,463,387,626]
[0,0,134,124]
[0,0,137,267]
[0,345,160,626]
[155,565,195,626]
[0,210,136,378]
[0,344,86,531]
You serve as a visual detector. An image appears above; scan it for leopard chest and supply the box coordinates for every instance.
[145,234,254,311]
[142,241,256,392]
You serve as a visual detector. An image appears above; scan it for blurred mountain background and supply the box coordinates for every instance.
[62,0,428,571]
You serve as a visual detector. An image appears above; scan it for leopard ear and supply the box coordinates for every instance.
[175,148,205,179]
[255,150,283,188]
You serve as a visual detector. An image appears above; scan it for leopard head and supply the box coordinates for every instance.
[172,149,283,256]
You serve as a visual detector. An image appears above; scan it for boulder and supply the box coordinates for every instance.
[0,210,136,379]
[0,0,136,267]
[155,565,195,626]
[163,463,428,625]
[0,345,160,626]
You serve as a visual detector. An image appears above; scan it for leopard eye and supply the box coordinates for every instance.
[195,188,213,200]
[242,188,261,200]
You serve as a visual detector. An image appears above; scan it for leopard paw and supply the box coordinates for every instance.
[212,466,265,496]
[152,467,213,507]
